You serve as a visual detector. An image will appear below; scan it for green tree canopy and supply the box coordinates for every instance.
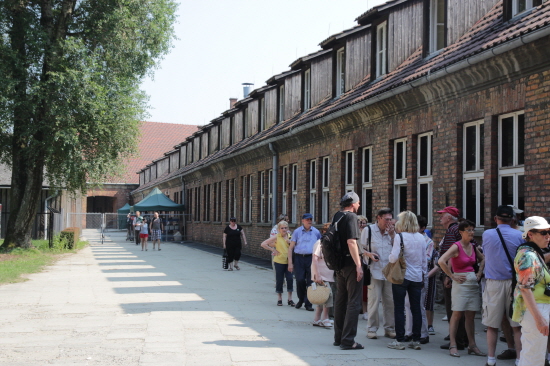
[0,0,177,248]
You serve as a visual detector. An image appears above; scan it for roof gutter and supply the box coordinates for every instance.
[134,24,550,191]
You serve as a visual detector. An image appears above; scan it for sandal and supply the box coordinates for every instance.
[227,268,233,271]
[234,265,240,270]
[313,320,323,326]
[287,300,295,307]
[449,344,460,357]
[467,345,486,356]
[277,300,282,306]
[321,319,333,327]
[340,342,364,350]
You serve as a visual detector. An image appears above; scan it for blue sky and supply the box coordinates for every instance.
[141,0,387,125]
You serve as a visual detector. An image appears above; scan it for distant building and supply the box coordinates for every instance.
[132,0,550,259]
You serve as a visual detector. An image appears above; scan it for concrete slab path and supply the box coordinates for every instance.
[0,231,516,365]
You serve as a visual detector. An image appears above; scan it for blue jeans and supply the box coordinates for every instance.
[274,262,294,293]
[392,279,423,342]
[293,254,312,306]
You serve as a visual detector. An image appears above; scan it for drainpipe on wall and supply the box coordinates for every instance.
[268,143,278,227]
[43,190,59,240]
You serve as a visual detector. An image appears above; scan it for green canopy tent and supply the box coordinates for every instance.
[133,187,185,212]
[116,203,132,229]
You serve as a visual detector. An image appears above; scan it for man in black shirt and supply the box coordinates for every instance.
[333,192,364,350]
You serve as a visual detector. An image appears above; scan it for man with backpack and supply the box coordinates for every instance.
[482,205,524,366]
[332,192,364,350]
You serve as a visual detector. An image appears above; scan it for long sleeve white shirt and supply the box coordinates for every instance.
[389,232,427,283]
[360,224,393,281]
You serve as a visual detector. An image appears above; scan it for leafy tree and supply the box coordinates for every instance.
[0,0,177,248]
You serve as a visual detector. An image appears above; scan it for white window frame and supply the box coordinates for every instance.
[336,47,345,96]
[291,164,298,223]
[376,21,387,78]
[309,160,317,223]
[322,156,330,223]
[429,0,446,53]
[362,147,373,219]
[498,111,525,210]
[268,169,273,223]
[345,150,354,192]
[304,69,311,111]
[394,138,407,214]
[260,171,265,223]
[279,84,285,123]
[463,120,484,227]
[242,176,247,222]
[248,175,253,223]
[417,132,433,227]
[512,0,534,16]
[282,166,288,218]
[260,97,266,131]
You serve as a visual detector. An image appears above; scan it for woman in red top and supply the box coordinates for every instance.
[438,219,485,357]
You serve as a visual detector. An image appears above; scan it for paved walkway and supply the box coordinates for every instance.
[0,231,515,365]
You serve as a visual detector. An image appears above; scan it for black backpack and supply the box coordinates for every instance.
[321,212,347,271]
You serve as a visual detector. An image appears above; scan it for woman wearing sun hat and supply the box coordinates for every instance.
[512,216,550,366]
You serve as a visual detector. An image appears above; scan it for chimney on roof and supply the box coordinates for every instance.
[229,98,237,109]
[242,83,254,98]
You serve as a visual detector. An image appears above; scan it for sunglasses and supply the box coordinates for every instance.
[533,230,550,236]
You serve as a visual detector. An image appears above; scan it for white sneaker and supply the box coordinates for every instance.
[442,315,448,321]
[367,331,377,339]
[408,341,421,350]
[428,326,435,335]
[362,313,368,320]
[387,340,405,350]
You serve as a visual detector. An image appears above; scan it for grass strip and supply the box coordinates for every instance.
[0,239,88,284]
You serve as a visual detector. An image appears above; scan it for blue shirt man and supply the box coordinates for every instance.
[288,213,321,310]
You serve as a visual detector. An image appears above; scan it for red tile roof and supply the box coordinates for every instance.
[114,122,199,184]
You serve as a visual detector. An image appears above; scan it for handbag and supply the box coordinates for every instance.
[382,233,406,284]
[363,225,373,286]
[222,249,229,270]
[307,282,331,305]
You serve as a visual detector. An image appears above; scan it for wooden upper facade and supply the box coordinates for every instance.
[136,0,549,190]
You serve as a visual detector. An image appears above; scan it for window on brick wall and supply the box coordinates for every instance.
[260,171,265,222]
[309,159,317,223]
[248,175,253,223]
[322,156,330,223]
[463,120,485,227]
[336,47,346,97]
[214,182,220,222]
[195,187,201,221]
[268,169,273,223]
[394,138,407,214]
[187,189,192,221]
[242,176,247,222]
[282,166,288,218]
[291,163,298,223]
[205,185,210,222]
[499,112,525,217]
[232,178,237,220]
[361,147,373,222]
[417,132,433,226]
[345,150,354,192]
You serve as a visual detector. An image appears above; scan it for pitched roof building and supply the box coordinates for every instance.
[131,0,550,258]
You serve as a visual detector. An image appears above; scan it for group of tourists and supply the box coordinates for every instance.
[131,211,164,251]
[220,190,550,366]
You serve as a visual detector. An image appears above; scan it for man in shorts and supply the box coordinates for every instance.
[482,205,524,366]
[151,212,163,250]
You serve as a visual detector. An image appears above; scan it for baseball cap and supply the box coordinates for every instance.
[341,191,360,204]
[437,206,460,218]
[302,213,313,220]
[496,205,515,218]
[522,216,550,239]
[508,205,524,214]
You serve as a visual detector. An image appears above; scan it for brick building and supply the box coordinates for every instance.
[132,0,550,259]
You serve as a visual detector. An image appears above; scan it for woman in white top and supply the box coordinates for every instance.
[311,223,334,327]
[386,211,427,351]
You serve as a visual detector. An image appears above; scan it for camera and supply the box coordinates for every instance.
[544,284,550,297]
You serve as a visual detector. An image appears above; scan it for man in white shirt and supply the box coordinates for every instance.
[361,207,396,339]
